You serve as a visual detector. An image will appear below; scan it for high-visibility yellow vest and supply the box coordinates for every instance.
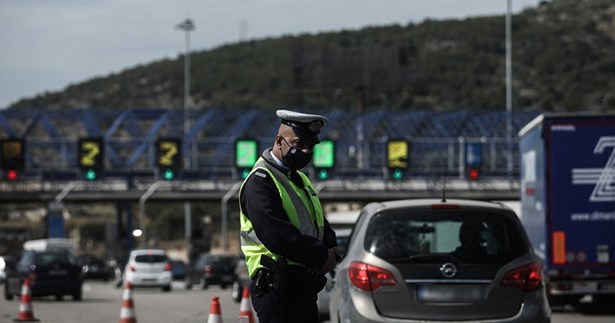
[239,157,324,278]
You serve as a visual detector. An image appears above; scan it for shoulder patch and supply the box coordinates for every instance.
[254,171,267,178]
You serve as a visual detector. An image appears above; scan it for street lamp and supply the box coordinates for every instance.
[505,0,513,180]
[176,19,195,260]
[176,18,195,141]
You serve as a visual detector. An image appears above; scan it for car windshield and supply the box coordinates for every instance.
[364,210,528,264]
[135,254,167,263]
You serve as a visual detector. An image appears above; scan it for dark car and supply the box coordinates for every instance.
[170,259,187,281]
[185,253,238,289]
[329,199,551,323]
[78,254,112,281]
[4,249,82,301]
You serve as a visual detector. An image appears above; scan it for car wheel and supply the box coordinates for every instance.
[162,285,172,292]
[201,278,209,290]
[73,290,82,301]
[55,294,63,301]
[4,285,13,300]
[221,284,228,290]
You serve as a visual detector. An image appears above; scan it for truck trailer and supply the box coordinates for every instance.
[518,113,615,306]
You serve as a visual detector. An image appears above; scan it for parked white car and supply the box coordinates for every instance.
[123,249,172,292]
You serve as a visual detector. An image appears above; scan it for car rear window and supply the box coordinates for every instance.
[135,254,167,263]
[35,251,78,266]
[364,210,528,264]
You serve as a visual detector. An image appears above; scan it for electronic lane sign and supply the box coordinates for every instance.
[386,139,409,180]
[312,140,335,180]
[157,138,181,180]
[79,138,104,180]
[235,139,259,179]
[1,138,25,181]
[465,142,483,181]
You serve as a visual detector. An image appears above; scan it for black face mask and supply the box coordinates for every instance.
[281,139,313,170]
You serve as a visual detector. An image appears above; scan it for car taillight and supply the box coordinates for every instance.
[204,265,212,273]
[501,262,542,292]
[164,262,172,271]
[28,272,37,282]
[129,265,136,272]
[348,261,397,292]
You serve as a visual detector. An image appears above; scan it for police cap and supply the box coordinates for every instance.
[276,109,328,144]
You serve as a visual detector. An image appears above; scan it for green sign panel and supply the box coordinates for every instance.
[235,139,258,168]
[312,140,335,168]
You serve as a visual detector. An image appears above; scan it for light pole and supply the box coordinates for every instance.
[505,0,513,180]
[176,18,195,144]
[176,18,195,260]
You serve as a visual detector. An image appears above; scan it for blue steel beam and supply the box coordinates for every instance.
[40,112,60,139]
[80,110,103,136]
[104,110,131,167]
[0,112,17,137]
[126,111,172,167]
[210,110,259,166]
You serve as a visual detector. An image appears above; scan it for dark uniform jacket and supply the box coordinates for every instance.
[240,148,337,270]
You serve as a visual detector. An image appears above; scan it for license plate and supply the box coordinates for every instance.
[49,269,67,276]
[222,276,233,282]
[417,284,484,303]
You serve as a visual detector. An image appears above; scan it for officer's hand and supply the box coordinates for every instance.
[321,248,336,273]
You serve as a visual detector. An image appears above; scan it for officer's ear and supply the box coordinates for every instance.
[274,135,283,149]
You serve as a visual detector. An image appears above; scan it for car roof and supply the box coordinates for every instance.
[130,249,166,255]
[326,210,361,225]
[334,227,352,237]
[364,198,516,215]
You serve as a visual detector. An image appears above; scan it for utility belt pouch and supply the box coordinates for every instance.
[260,255,287,292]
[254,269,269,291]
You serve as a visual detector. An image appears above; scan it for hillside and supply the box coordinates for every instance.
[9,0,615,112]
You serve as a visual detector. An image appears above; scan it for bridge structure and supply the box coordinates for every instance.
[0,108,540,203]
[0,107,540,253]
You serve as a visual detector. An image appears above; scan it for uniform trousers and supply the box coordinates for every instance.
[250,266,325,323]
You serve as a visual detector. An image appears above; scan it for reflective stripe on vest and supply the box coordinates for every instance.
[239,157,324,277]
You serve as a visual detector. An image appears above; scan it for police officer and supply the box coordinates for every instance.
[239,109,337,323]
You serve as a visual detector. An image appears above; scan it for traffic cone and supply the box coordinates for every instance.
[207,296,223,323]
[119,282,137,323]
[14,278,40,322]
[239,286,255,323]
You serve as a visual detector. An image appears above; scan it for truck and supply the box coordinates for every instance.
[518,113,615,307]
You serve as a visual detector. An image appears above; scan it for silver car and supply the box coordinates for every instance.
[330,199,551,323]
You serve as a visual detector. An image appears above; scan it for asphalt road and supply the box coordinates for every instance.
[1,280,614,323]
[0,280,243,323]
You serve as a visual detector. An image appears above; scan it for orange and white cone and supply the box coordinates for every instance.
[207,296,223,323]
[119,282,137,323]
[14,278,40,322]
[239,286,255,323]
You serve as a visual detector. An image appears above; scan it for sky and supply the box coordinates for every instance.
[0,0,544,108]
